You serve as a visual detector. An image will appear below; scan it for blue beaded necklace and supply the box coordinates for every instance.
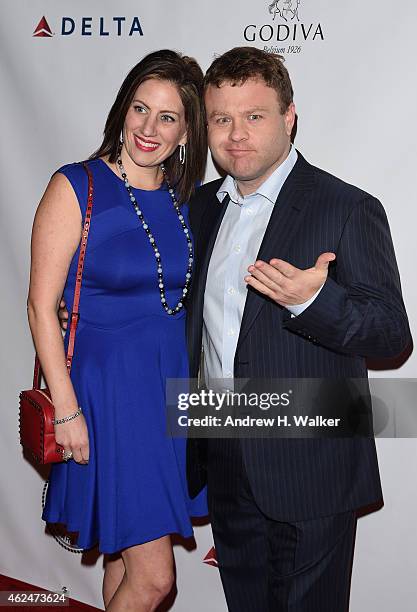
[116,154,193,315]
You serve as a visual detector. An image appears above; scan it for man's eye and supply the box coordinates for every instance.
[248,114,262,121]
[161,115,175,122]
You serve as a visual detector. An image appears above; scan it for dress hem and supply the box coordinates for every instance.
[42,516,207,555]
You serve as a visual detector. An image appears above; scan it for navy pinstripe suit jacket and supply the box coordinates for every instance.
[186,151,411,521]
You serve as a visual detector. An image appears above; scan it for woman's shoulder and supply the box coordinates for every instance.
[51,160,101,213]
[54,159,101,183]
[53,160,106,204]
[54,162,84,190]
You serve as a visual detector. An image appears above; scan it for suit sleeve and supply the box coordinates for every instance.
[283,196,412,358]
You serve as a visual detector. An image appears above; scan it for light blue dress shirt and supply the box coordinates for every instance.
[202,146,321,390]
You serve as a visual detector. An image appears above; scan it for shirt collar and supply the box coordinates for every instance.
[216,145,298,206]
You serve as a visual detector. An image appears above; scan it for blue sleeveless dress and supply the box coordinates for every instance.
[42,159,207,553]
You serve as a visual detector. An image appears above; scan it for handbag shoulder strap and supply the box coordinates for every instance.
[33,161,94,389]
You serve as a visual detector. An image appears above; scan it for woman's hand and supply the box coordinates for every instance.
[55,412,90,464]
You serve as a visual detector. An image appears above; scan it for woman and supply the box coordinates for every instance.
[27,49,208,611]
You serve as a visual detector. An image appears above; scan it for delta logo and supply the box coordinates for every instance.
[203,546,218,568]
[33,16,53,37]
[33,15,144,38]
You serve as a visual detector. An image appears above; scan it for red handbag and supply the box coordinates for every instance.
[19,162,94,464]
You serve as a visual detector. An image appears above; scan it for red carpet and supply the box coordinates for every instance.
[0,575,101,611]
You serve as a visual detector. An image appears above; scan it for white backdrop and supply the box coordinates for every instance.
[1,1,417,610]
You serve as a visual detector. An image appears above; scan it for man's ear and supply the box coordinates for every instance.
[284,103,296,137]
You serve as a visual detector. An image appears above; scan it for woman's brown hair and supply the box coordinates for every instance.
[91,49,207,203]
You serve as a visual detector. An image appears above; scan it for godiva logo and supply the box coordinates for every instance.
[268,0,301,22]
[242,0,324,56]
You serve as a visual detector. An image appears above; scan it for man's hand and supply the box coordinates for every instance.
[244,252,336,307]
[58,298,69,330]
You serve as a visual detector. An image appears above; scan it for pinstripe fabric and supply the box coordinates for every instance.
[207,438,356,612]
[186,151,411,520]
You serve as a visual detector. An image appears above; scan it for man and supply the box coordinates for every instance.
[186,47,411,610]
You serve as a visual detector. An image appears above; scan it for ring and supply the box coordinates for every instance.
[63,450,73,461]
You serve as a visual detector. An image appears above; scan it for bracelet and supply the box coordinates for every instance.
[53,406,83,425]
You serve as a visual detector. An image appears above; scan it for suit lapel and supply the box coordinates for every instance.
[187,187,229,375]
[237,153,316,350]
[193,193,229,309]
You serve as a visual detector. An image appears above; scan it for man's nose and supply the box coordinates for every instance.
[229,119,248,142]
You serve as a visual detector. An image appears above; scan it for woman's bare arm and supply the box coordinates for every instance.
[27,172,89,463]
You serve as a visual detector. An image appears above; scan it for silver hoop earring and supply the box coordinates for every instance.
[179,143,186,165]
[119,129,124,145]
